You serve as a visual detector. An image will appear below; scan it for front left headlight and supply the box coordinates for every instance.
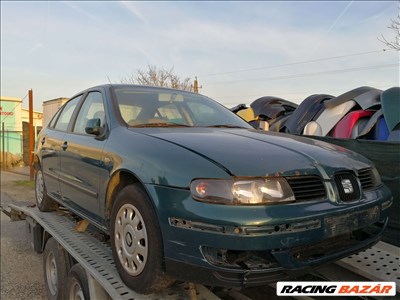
[190,178,295,205]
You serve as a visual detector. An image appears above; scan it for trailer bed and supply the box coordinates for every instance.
[8,204,218,300]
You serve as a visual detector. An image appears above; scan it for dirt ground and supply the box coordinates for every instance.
[0,167,46,300]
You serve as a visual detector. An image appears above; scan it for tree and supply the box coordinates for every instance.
[121,65,194,91]
[378,15,400,51]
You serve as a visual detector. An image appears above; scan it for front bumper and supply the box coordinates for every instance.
[166,218,388,288]
[146,184,392,288]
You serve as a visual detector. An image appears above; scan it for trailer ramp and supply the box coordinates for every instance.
[8,204,219,300]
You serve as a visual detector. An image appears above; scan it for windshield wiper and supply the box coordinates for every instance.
[206,124,248,129]
[131,122,192,128]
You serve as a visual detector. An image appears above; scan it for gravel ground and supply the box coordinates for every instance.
[1,167,46,300]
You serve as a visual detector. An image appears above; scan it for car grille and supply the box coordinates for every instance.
[358,168,377,190]
[334,172,360,202]
[286,176,326,201]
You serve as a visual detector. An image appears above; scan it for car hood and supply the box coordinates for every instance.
[134,128,371,178]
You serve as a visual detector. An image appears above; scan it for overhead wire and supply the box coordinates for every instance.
[212,84,397,101]
[199,49,393,77]
[203,63,398,85]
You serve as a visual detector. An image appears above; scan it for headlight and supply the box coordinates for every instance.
[190,178,295,205]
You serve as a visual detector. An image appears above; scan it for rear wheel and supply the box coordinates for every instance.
[67,264,89,300]
[110,184,174,294]
[43,237,71,300]
[35,166,58,211]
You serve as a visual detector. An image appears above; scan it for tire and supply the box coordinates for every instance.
[35,166,58,212]
[67,264,90,300]
[110,184,175,294]
[43,237,71,300]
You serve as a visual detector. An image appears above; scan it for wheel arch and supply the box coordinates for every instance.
[104,169,154,228]
[33,154,40,169]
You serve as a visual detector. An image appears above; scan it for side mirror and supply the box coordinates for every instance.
[85,118,101,135]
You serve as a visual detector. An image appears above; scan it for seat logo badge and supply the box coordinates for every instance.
[341,179,353,194]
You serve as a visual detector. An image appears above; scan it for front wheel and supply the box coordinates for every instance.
[110,184,174,294]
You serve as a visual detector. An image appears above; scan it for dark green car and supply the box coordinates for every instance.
[35,84,392,294]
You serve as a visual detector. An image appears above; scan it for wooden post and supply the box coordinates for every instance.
[29,89,34,180]
[1,122,5,169]
[194,77,198,93]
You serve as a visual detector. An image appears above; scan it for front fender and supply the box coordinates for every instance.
[104,127,231,188]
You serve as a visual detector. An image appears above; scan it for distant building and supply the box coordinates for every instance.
[0,96,23,157]
[21,108,43,137]
[43,97,68,127]
[1,95,68,167]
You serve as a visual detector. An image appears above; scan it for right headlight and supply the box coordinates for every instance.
[190,177,295,205]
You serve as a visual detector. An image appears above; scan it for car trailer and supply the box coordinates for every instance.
[3,203,399,300]
[4,204,218,300]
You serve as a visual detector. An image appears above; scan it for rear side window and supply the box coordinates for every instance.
[48,108,62,128]
[54,95,82,131]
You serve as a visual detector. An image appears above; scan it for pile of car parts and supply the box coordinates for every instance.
[232,86,400,141]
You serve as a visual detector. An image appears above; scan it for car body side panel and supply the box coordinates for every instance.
[38,129,66,199]
[97,127,232,224]
[59,133,107,219]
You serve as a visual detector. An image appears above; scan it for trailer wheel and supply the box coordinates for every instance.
[43,237,70,300]
[110,184,175,294]
[35,166,57,212]
[67,264,89,300]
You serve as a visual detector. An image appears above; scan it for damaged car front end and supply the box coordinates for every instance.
[142,130,392,288]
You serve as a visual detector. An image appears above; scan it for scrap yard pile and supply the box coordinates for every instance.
[232,86,400,141]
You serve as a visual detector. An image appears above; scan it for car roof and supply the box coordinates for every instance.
[83,84,199,96]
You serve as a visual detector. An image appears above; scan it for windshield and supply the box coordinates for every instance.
[113,86,252,128]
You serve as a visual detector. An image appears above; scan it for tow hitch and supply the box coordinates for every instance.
[0,205,27,221]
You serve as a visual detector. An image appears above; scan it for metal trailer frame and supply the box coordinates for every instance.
[8,204,219,300]
[312,242,400,295]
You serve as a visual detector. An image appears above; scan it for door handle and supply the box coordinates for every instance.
[41,137,45,145]
[61,141,68,151]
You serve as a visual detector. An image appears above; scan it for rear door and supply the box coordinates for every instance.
[59,91,108,220]
[40,95,82,200]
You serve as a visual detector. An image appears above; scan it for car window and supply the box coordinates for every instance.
[186,102,222,126]
[73,92,106,134]
[114,87,252,128]
[48,108,62,128]
[119,104,142,124]
[54,96,82,131]
[157,103,185,124]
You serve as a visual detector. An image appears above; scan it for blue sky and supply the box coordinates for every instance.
[1,1,399,111]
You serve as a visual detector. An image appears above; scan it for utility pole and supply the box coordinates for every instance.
[193,77,202,94]
[2,122,5,169]
[29,89,34,180]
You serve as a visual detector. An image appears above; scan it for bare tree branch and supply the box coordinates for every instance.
[121,65,194,91]
[378,16,400,51]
